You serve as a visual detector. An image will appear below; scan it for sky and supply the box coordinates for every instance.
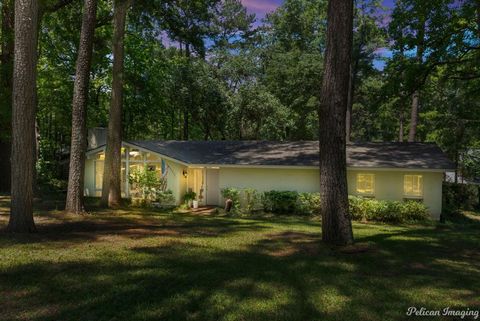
[241,0,396,70]
[241,0,395,18]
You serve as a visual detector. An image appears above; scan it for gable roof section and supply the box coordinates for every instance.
[122,140,455,170]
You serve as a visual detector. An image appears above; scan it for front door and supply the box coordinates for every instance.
[206,169,220,206]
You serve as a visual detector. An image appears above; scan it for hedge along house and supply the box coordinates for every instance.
[84,140,455,219]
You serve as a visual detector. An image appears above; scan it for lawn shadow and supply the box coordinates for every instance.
[1,222,479,321]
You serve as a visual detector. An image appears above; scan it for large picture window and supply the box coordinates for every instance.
[356,173,375,195]
[404,175,423,197]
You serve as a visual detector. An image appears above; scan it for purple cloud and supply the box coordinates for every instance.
[241,0,282,18]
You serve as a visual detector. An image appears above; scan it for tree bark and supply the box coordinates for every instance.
[408,19,425,142]
[319,0,354,245]
[345,64,354,142]
[65,0,97,214]
[408,90,419,142]
[8,0,39,233]
[0,0,15,193]
[101,0,130,207]
[399,111,404,142]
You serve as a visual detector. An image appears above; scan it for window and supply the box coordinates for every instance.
[129,149,143,161]
[404,175,423,197]
[95,161,104,190]
[356,174,375,195]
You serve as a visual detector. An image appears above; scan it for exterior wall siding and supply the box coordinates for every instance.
[84,153,445,219]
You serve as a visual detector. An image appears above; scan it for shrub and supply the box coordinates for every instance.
[129,166,166,201]
[261,191,320,215]
[242,188,261,213]
[262,191,299,214]
[298,192,321,215]
[155,190,176,207]
[183,191,197,204]
[221,187,241,210]
[443,182,480,213]
[348,196,430,223]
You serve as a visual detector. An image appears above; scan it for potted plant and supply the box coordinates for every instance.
[183,191,197,208]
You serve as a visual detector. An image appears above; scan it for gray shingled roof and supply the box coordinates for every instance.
[123,140,455,170]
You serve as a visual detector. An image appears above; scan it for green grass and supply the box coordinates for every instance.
[0,195,479,321]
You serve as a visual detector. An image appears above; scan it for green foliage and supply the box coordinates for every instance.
[348,196,430,223]
[183,191,197,204]
[242,188,261,213]
[129,167,169,203]
[221,187,241,210]
[155,190,176,207]
[443,183,480,213]
[298,192,321,215]
[262,191,318,216]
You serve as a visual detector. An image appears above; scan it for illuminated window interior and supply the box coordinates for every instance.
[404,175,423,197]
[356,173,375,195]
[95,161,104,190]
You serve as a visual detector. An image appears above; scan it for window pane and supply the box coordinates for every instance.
[146,152,161,162]
[356,174,375,195]
[148,163,163,179]
[129,149,143,161]
[404,175,423,197]
[121,162,126,193]
[95,161,104,190]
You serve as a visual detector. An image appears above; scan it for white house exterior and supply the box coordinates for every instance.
[85,140,454,219]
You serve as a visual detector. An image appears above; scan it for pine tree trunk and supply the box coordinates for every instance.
[101,0,130,207]
[408,91,419,142]
[399,112,404,142]
[319,0,354,246]
[345,64,354,142]
[408,19,425,142]
[65,0,97,214]
[0,0,14,193]
[8,0,39,233]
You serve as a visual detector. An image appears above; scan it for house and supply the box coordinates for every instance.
[84,140,455,219]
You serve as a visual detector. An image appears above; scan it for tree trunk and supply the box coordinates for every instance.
[65,0,97,214]
[408,90,419,142]
[101,0,130,207]
[319,0,354,246]
[345,65,353,142]
[408,19,425,142]
[399,111,404,142]
[0,0,15,193]
[8,0,39,233]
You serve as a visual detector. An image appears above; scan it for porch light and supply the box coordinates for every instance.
[183,169,188,178]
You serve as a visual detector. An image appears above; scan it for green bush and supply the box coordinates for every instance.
[443,182,480,213]
[262,191,300,215]
[242,188,261,213]
[183,191,196,204]
[298,192,321,215]
[221,187,241,210]
[261,191,317,215]
[348,196,430,223]
[155,190,176,207]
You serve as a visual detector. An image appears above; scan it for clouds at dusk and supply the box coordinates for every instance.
[241,0,282,18]
[241,0,395,20]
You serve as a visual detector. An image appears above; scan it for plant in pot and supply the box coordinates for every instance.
[183,191,197,208]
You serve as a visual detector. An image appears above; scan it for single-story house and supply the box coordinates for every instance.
[85,140,455,219]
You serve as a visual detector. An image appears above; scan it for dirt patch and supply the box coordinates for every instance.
[254,231,322,257]
[338,242,376,254]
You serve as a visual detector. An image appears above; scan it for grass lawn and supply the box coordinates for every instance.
[0,195,479,321]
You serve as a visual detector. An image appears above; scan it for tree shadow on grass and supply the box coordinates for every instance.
[0,213,269,247]
[1,223,479,321]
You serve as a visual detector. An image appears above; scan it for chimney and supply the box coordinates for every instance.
[87,127,107,149]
